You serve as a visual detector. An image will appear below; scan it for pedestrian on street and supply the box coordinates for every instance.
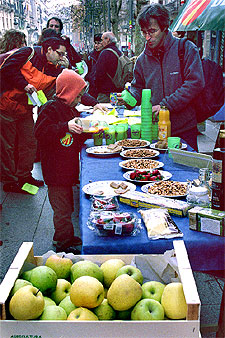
[34,69,87,254]
[85,33,103,98]
[0,29,27,65]
[118,4,205,150]
[95,31,123,103]
[0,37,67,193]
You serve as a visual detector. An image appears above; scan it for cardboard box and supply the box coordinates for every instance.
[188,206,225,236]
[119,190,190,217]
[0,241,200,338]
[169,149,212,169]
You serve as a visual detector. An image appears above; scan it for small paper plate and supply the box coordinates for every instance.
[119,159,164,170]
[115,139,150,149]
[120,149,160,159]
[82,180,136,196]
[86,146,121,156]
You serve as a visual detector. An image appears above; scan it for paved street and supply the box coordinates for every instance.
[0,120,224,337]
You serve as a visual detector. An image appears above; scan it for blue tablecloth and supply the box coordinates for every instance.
[79,138,225,272]
[78,107,224,272]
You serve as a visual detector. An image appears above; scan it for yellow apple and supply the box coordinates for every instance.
[45,254,73,279]
[161,282,187,319]
[67,307,98,320]
[50,279,71,304]
[9,285,44,320]
[70,276,104,308]
[100,259,125,288]
[107,274,142,311]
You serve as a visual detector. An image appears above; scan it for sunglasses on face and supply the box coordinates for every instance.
[49,24,60,29]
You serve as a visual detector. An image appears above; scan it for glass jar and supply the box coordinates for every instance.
[187,186,210,207]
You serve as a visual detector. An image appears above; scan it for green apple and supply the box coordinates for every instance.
[115,265,143,285]
[9,285,44,320]
[45,254,73,279]
[70,276,104,308]
[43,296,56,308]
[107,274,142,311]
[59,295,77,316]
[50,279,71,304]
[10,279,33,297]
[93,299,116,320]
[100,259,125,288]
[161,282,187,319]
[20,269,33,282]
[142,281,165,302]
[39,305,67,320]
[70,260,104,284]
[29,266,57,295]
[131,299,164,320]
[67,307,98,321]
[116,308,133,320]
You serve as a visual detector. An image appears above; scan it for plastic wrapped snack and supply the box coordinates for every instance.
[138,208,183,240]
[87,211,141,236]
[91,196,119,211]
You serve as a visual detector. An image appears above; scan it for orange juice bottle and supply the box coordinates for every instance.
[158,106,171,140]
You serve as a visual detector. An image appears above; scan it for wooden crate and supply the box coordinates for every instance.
[0,241,201,338]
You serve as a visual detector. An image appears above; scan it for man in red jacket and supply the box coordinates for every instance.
[0,37,66,193]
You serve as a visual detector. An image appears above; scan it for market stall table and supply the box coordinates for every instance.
[79,138,225,273]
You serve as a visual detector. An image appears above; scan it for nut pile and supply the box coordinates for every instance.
[122,159,160,170]
[117,139,148,148]
[147,181,187,196]
[123,149,158,158]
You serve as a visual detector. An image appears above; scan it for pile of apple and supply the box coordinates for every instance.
[8,255,187,321]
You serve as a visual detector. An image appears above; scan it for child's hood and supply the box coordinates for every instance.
[56,69,86,105]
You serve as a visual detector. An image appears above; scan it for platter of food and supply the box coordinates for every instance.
[123,169,172,183]
[150,140,187,151]
[119,158,164,170]
[141,180,188,198]
[115,139,150,149]
[82,180,136,196]
[120,148,160,159]
[86,144,122,156]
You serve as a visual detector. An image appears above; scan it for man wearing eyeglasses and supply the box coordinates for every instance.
[0,37,68,193]
[118,3,204,151]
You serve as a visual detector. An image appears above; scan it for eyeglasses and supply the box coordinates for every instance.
[141,28,160,37]
[49,24,60,29]
[55,50,67,57]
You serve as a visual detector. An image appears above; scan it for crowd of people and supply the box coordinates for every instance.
[0,4,207,253]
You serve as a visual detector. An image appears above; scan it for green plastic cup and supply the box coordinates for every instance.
[131,124,141,139]
[93,131,103,146]
[168,137,181,158]
[121,89,137,107]
[119,123,128,139]
[115,125,125,141]
[105,125,116,145]
[141,89,152,107]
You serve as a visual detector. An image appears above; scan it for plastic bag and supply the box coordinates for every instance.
[87,211,142,236]
[138,208,183,240]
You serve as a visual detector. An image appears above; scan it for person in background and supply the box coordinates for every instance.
[118,4,204,150]
[0,37,67,193]
[36,28,69,69]
[0,29,26,65]
[95,31,123,102]
[46,17,108,113]
[85,33,103,98]
[34,69,87,254]
[46,17,82,69]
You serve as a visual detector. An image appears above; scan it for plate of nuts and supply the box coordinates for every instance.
[120,148,160,159]
[141,180,188,198]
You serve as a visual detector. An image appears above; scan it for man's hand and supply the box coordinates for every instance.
[117,93,133,110]
[24,84,37,94]
[93,104,109,113]
[152,105,161,118]
[58,56,69,68]
[68,118,83,134]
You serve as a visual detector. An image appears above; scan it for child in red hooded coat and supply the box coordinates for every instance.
[34,69,87,253]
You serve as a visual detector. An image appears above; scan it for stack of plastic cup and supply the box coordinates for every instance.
[152,113,159,140]
[141,89,152,142]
